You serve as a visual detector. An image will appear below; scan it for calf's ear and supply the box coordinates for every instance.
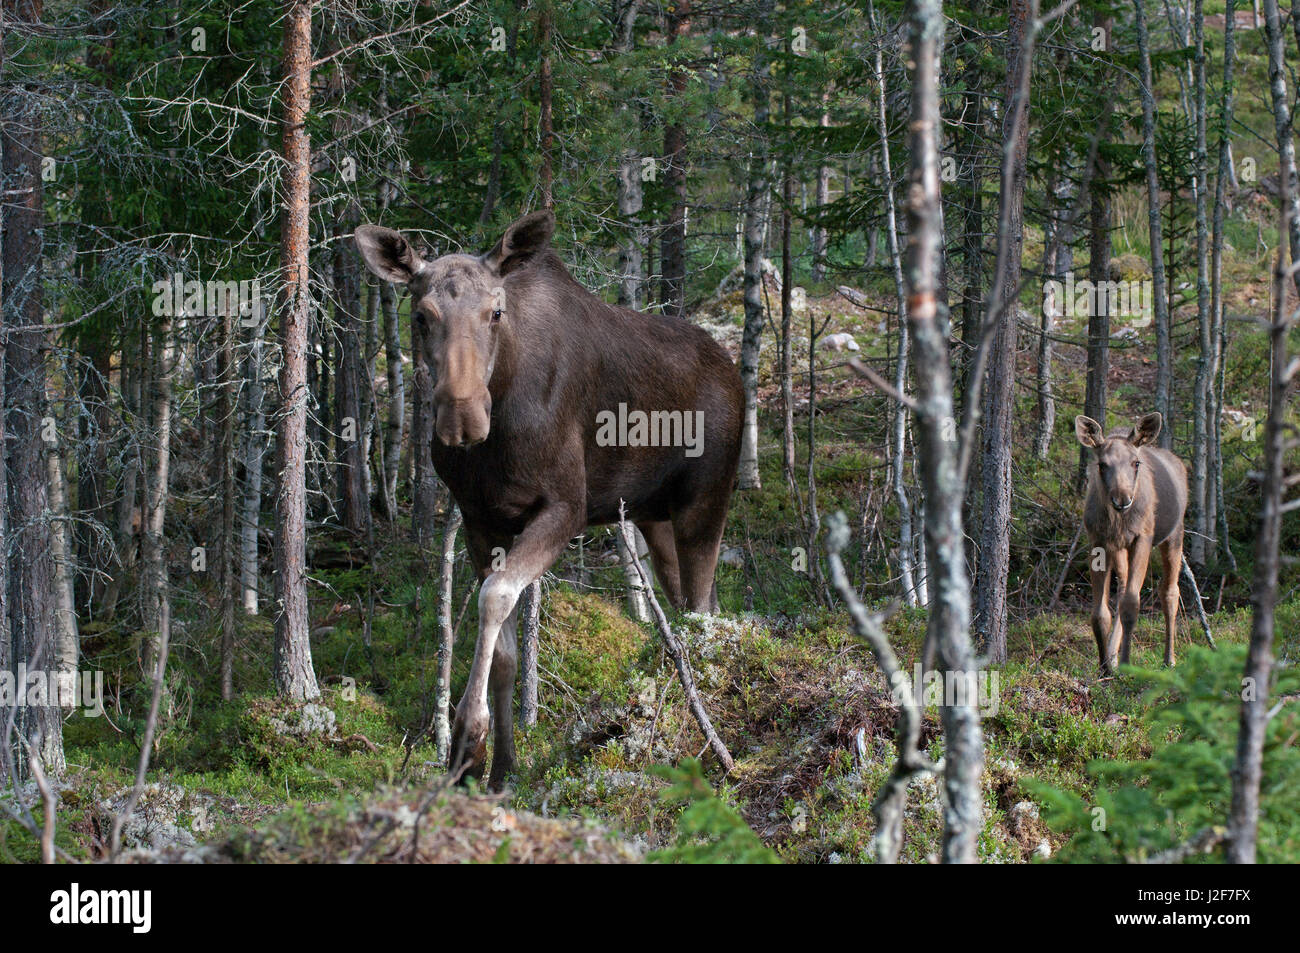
[1075,415,1105,448]
[485,209,555,275]
[355,225,426,285]
[1130,412,1162,447]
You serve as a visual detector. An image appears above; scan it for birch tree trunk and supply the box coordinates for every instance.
[240,300,267,615]
[1208,0,1238,568]
[140,319,173,695]
[871,10,919,606]
[518,579,540,726]
[1262,0,1300,295]
[435,506,461,762]
[273,0,321,701]
[46,401,77,705]
[737,15,771,492]
[1227,166,1295,864]
[902,0,984,862]
[1189,0,1212,568]
[812,89,831,282]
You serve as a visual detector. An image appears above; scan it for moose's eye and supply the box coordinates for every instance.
[491,309,502,323]
[1133,461,1140,471]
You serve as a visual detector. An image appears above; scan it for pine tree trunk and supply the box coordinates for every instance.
[2,0,63,775]
[273,0,321,701]
[975,0,1034,664]
[659,0,691,318]
[1135,0,1174,447]
[333,211,369,537]
[537,1,554,209]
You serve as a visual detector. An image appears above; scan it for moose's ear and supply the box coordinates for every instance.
[1075,415,1105,448]
[484,209,555,275]
[355,225,426,285]
[1130,412,1162,447]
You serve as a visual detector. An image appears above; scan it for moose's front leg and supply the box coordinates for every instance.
[449,501,583,784]
[1118,537,1152,667]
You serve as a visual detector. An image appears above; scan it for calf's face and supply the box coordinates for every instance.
[354,210,555,447]
[1075,412,1162,512]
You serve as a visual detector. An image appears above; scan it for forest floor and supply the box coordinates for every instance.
[7,255,1296,862]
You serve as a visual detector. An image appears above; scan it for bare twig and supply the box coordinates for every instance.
[825,511,940,863]
[618,501,734,773]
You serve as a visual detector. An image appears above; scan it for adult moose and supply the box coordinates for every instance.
[355,210,743,788]
[1075,413,1188,675]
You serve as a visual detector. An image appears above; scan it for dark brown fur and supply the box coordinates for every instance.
[1075,413,1188,674]
[356,210,743,787]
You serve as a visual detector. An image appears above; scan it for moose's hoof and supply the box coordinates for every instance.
[448,711,489,785]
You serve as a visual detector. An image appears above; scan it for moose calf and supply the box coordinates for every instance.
[1075,413,1188,675]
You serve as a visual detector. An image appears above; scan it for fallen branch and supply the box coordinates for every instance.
[1181,556,1217,649]
[26,750,57,865]
[1142,825,1227,864]
[618,502,734,773]
[825,510,941,864]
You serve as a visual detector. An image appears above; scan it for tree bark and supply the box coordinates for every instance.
[2,0,63,776]
[1208,0,1238,567]
[1189,0,1212,568]
[871,9,919,607]
[659,0,691,318]
[273,0,321,701]
[333,210,369,537]
[537,1,554,209]
[240,300,267,615]
[737,10,771,492]
[1262,0,1300,295]
[435,506,461,762]
[1227,154,1295,864]
[975,0,1034,664]
[903,0,984,862]
[614,0,644,310]
[1135,0,1174,448]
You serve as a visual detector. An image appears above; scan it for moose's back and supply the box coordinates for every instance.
[430,251,742,534]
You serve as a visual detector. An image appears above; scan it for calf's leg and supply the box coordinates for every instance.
[1158,534,1182,667]
[1103,548,1130,674]
[1089,552,1114,675]
[1118,538,1151,667]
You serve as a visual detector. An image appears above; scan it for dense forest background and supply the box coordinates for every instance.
[0,0,1297,864]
